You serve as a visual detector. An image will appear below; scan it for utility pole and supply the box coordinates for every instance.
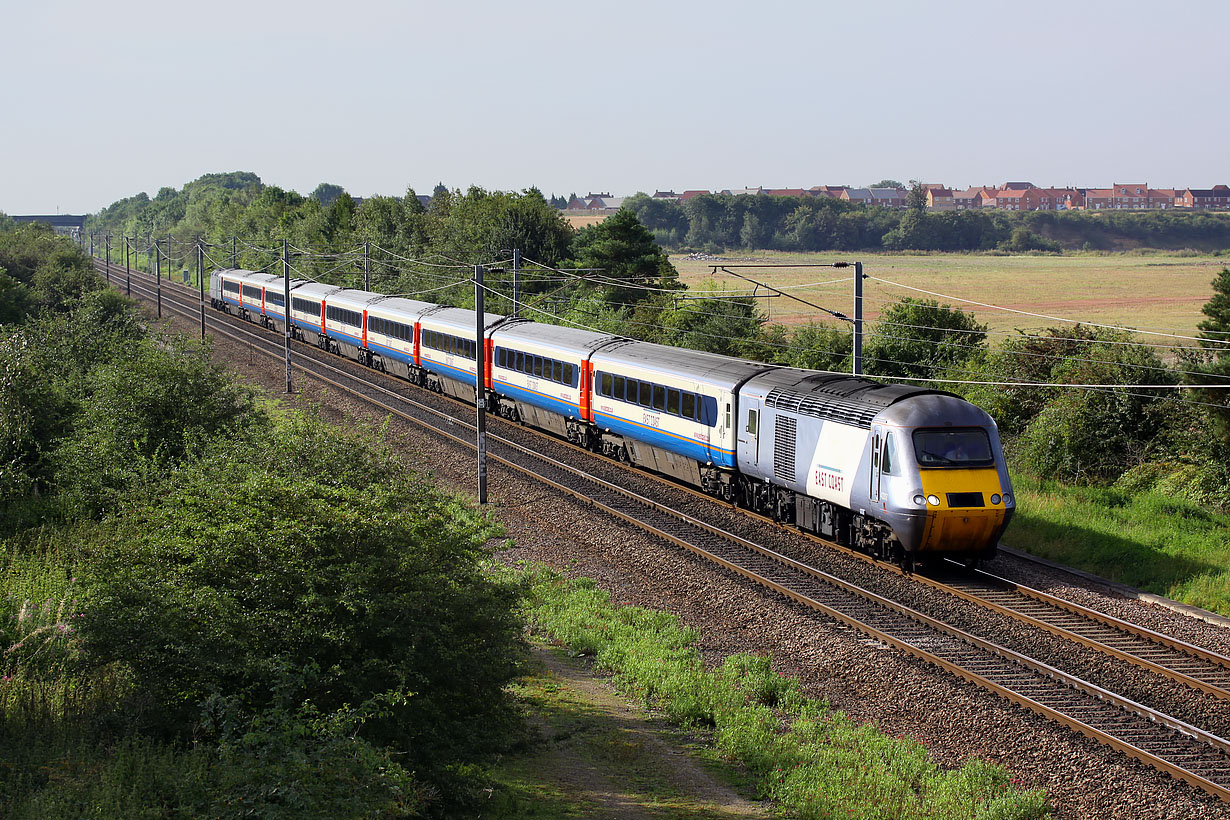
[853,261,864,376]
[231,236,237,269]
[475,265,487,504]
[104,234,110,283]
[155,239,162,318]
[283,240,293,393]
[512,247,520,317]
[124,236,131,295]
[89,233,93,257]
[363,241,370,291]
[197,241,205,339]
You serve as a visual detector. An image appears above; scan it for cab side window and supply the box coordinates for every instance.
[882,433,897,475]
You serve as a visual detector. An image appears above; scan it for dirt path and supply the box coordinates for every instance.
[488,643,772,819]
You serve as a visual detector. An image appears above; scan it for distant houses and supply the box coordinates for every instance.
[565,192,627,211]
[560,181,1230,213]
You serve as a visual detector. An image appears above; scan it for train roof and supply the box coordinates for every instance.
[242,272,308,289]
[419,306,508,334]
[326,288,386,310]
[292,282,345,300]
[365,296,441,320]
[491,320,620,357]
[745,368,956,429]
[591,340,773,388]
[212,268,263,282]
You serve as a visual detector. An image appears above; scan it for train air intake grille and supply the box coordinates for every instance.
[765,388,878,429]
[774,415,798,483]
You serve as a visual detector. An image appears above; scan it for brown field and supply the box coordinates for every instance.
[562,212,611,229]
[672,250,1228,344]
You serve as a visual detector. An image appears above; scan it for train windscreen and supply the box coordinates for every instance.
[912,428,993,468]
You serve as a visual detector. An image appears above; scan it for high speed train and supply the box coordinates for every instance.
[211,269,1014,567]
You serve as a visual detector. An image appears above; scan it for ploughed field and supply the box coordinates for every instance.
[673,251,1225,341]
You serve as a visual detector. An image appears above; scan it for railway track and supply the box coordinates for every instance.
[99,259,1230,802]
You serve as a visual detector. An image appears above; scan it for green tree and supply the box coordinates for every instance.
[962,324,1104,436]
[0,269,32,323]
[786,321,853,371]
[658,282,766,357]
[907,180,928,214]
[310,182,346,206]
[1187,267,1230,445]
[570,207,678,306]
[863,297,986,380]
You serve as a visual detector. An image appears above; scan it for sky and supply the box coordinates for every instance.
[2,0,1228,215]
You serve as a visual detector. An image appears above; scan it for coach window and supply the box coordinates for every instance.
[652,385,666,412]
[564,363,575,386]
[667,388,680,416]
[681,392,696,420]
[600,372,612,396]
[552,361,562,383]
[612,375,625,400]
[639,381,652,407]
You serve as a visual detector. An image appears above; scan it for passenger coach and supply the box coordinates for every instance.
[588,342,772,496]
[489,322,620,445]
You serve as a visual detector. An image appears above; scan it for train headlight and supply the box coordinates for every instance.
[991,493,1001,505]
[1003,493,1014,506]
[926,494,940,506]
[912,494,926,507]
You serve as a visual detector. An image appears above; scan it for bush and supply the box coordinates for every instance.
[76,414,526,787]
[49,333,256,518]
[1012,330,1177,482]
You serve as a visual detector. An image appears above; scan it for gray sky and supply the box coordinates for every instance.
[3,0,1228,214]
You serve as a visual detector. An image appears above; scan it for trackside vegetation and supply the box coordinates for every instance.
[0,227,527,816]
[512,564,1051,819]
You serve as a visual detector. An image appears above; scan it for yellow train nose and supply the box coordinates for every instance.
[917,468,1008,553]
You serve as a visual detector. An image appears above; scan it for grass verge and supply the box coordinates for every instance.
[1007,474,1230,615]
[510,562,1052,820]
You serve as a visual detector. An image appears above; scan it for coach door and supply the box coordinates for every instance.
[869,427,883,503]
[737,396,764,469]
